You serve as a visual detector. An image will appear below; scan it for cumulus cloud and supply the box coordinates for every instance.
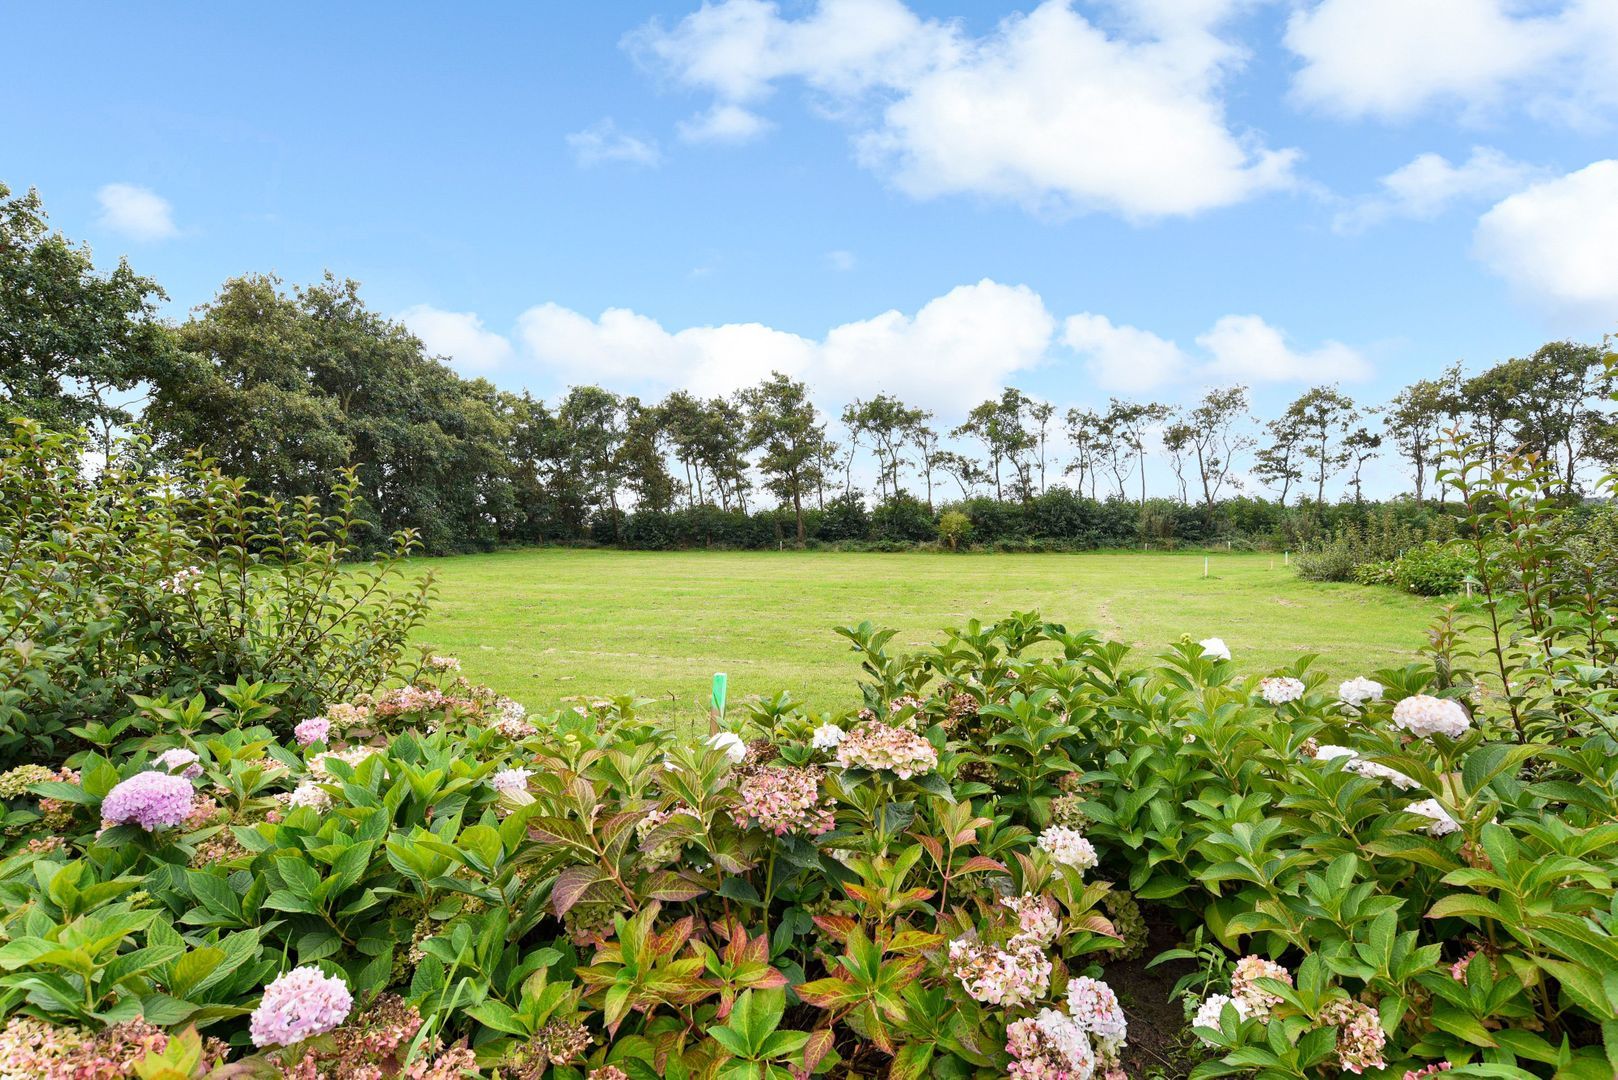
[95,183,178,241]
[1198,315,1372,383]
[678,103,773,142]
[566,119,662,167]
[1334,147,1545,233]
[398,305,516,372]
[1063,313,1192,393]
[1473,159,1618,323]
[1286,0,1618,124]
[1063,311,1370,391]
[514,279,1053,412]
[631,0,1297,219]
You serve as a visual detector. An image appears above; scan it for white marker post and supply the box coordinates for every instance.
[1204,556,1209,579]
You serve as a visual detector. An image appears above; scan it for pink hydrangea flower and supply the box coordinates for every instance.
[948,938,1051,1008]
[1037,826,1098,872]
[1067,977,1128,1044]
[489,768,532,796]
[833,723,938,778]
[1231,956,1292,1018]
[101,771,196,831]
[732,765,834,836]
[1002,892,1060,947]
[1006,1008,1097,1080]
[294,717,331,746]
[1320,998,1386,1074]
[249,965,354,1047]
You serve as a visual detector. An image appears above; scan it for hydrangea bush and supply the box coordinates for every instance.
[0,429,1611,1078]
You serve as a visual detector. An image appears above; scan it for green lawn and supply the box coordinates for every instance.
[408,548,1444,720]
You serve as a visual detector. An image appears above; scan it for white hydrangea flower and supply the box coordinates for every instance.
[1193,993,1250,1042]
[1338,676,1384,707]
[1314,744,1357,761]
[811,723,846,751]
[1405,798,1460,837]
[1259,676,1305,705]
[287,780,332,812]
[1391,694,1471,739]
[1037,825,1098,872]
[707,731,748,764]
[1199,637,1232,661]
[1314,745,1419,790]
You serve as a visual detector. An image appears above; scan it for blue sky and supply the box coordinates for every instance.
[5,1,1616,481]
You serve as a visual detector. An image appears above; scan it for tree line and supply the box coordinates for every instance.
[3,181,1615,553]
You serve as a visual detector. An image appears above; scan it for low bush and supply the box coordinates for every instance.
[0,419,433,768]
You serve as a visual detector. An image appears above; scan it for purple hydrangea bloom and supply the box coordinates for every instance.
[100,771,196,831]
[293,716,331,746]
[249,965,353,1047]
[150,747,203,779]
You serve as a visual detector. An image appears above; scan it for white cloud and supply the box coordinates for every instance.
[1335,147,1545,233]
[565,119,662,167]
[1063,313,1192,392]
[825,249,856,271]
[1285,0,1618,124]
[95,183,178,241]
[1197,315,1371,383]
[633,0,1298,219]
[1063,311,1370,392]
[1473,159,1618,323]
[513,279,1053,413]
[398,305,516,372]
[678,103,773,142]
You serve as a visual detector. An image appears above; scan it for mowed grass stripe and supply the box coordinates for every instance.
[408,549,1441,718]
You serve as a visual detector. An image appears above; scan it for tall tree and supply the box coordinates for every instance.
[1386,376,1449,502]
[1062,407,1107,500]
[954,389,1033,500]
[844,394,925,501]
[741,372,825,542]
[1254,410,1306,505]
[1283,386,1356,504]
[1342,413,1382,504]
[1180,386,1254,514]
[1026,399,1056,494]
[1104,398,1172,507]
[0,183,177,453]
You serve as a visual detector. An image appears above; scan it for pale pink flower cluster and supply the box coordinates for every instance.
[1405,799,1460,837]
[1066,977,1128,1046]
[1193,993,1251,1041]
[1037,826,1098,873]
[834,723,938,778]
[1006,1008,1097,1080]
[1402,1063,1452,1080]
[637,805,699,863]
[324,702,369,732]
[489,767,532,796]
[373,686,453,719]
[1339,676,1384,708]
[1001,893,1060,946]
[158,566,203,593]
[1199,637,1231,661]
[948,937,1051,1007]
[293,717,331,746]
[150,747,204,779]
[249,965,353,1047]
[1259,677,1305,705]
[1392,694,1471,739]
[101,771,196,832]
[732,765,834,836]
[1230,956,1292,1018]
[424,654,461,672]
[1320,998,1386,1074]
[490,698,536,739]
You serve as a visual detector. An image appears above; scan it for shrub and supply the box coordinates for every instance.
[938,509,972,550]
[0,420,432,766]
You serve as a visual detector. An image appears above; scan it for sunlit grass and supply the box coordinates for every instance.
[409,548,1444,719]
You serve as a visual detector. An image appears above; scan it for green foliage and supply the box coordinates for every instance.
[0,420,431,765]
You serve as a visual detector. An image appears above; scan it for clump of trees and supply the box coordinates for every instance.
[3,180,1615,554]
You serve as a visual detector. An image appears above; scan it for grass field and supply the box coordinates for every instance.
[409,548,1444,719]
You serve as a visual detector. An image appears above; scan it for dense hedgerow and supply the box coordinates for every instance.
[0,430,1614,1079]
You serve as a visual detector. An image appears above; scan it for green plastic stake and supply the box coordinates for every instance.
[711,672,728,722]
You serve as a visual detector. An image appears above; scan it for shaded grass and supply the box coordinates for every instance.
[409,548,1443,718]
